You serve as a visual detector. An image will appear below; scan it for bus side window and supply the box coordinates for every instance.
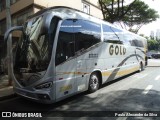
[123,33,132,46]
[55,20,75,66]
[103,24,123,44]
[74,20,101,54]
[131,36,144,47]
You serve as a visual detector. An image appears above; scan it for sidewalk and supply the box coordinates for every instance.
[0,75,15,101]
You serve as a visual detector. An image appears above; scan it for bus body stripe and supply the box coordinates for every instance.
[106,53,143,82]
[102,66,139,77]
[56,54,143,82]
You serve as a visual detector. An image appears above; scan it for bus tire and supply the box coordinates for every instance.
[88,72,100,93]
[139,62,143,72]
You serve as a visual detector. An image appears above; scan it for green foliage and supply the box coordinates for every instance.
[98,0,137,23]
[147,39,160,51]
[123,0,159,33]
[98,0,159,33]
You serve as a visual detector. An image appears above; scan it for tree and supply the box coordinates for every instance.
[6,0,12,86]
[123,0,159,33]
[98,0,159,33]
[147,39,159,51]
[98,0,137,23]
[139,34,149,41]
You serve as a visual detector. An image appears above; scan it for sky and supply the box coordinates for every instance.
[138,0,160,37]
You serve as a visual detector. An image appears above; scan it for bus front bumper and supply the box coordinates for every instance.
[14,87,54,104]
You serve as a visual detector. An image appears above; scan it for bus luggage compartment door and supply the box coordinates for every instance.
[55,59,77,100]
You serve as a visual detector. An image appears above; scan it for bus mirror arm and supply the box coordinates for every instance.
[4,26,23,42]
[4,26,23,78]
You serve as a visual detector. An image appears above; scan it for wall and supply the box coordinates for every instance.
[0,0,34,20]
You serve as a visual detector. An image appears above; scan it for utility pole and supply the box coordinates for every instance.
[6,0,12,86]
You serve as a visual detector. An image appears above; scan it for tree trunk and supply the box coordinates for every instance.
[6,0,12,86]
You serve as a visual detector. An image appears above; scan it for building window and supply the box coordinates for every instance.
[17,11,33,26]
[10,0,16,5]
[82,2,90,14]
[0,1,5,12]
[0,21,6,35]
[12,17,17,26]
[0,25,1,35]
[0,0,19,12]
[10,0,19,5]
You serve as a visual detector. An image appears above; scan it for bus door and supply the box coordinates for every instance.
[73,19,101,92]
[73,19,89,92]
[76,57,88,92]
[55,20,77,100]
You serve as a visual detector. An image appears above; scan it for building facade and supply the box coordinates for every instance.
[0,0,103,37]
[150,30,154,40]
[156,29,160,40]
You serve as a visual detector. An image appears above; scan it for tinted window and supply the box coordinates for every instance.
[132,39,144,47]
[123,33,133,46]
[56,19,101,65]
[103,24,123,44]
[121,33,144,47]
[14,16,55,72]
[129,36,144,47]
[56,20,75,66]
[74,20,101,53]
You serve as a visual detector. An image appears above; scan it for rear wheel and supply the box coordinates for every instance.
[88,73,99,93]
[139,62,144,72]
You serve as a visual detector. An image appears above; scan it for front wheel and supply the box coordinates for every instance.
[88,73,100,93]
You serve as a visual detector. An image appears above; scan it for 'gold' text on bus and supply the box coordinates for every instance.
[109,45,126,55]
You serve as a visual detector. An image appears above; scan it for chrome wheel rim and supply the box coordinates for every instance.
[90,75,98,90]
[139,63,143,71]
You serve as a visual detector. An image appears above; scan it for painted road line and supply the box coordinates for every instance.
[129,74,140,79]
[131,73,149,79]
[137,74,148,79]
[130,74,148,79]
[142,85,153,95]
[155,75,160,81]
[132,74,139,77]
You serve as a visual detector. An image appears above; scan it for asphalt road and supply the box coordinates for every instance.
[1,59,160,120]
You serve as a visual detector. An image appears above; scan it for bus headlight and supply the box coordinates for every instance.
[35,82,53,89]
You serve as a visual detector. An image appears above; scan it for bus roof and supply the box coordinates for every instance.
[29,6,113,27]
[28,6,147,41]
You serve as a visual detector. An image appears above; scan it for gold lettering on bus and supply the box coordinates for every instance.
[109,45,126,55]
[60,85,72,92]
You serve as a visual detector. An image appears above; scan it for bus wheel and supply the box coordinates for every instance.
[139,62,143,72]
[88,73,99,93]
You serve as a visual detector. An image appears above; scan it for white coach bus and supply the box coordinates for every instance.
[5,6,147,103]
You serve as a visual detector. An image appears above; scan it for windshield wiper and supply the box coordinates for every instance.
[110,26,123,44]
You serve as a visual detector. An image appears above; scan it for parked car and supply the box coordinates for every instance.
[147,55,152,59]
[151,53,160,59]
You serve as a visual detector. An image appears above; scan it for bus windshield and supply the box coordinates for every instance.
[14,16,54,86]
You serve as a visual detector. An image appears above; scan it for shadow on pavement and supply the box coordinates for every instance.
[0,71,160,119]
[1,87,160,119]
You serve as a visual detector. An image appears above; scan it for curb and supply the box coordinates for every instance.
[0,86,17,101]
[0,93,17,101]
